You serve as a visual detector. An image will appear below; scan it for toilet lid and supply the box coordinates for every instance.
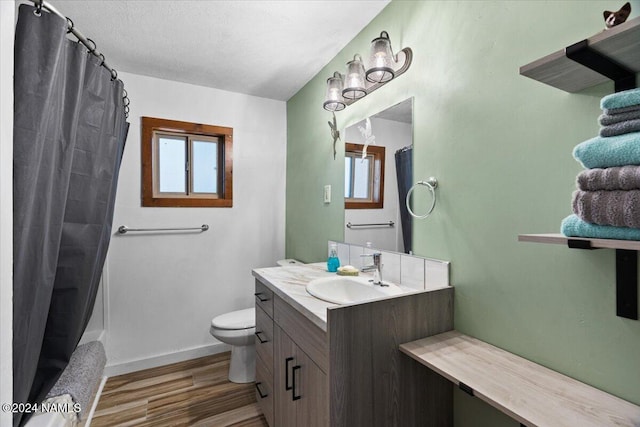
[211,308,255,330]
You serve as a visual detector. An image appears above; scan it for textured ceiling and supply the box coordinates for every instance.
[36,0,390,101]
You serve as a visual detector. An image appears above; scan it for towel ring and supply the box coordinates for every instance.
[406,177,438,219]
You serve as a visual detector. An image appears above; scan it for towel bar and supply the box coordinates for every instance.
[117,224,209,234]
[346,221,395,228]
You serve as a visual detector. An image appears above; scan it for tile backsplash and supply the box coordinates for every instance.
[328,241,450,291]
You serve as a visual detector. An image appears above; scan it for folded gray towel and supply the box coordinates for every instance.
[572,189,640,228]
[604,104,640,115]
[600,119,640,137]
[577,165,640,191]
[46,341,106,418]
[599,110,640,126]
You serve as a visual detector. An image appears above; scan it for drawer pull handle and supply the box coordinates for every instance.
[255,331,269,344]
[285,357,294,391]
[254,292,269,302]
[292,365,301,401]
[255,382,268,399]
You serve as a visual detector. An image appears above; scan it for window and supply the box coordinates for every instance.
[344,142,384,209]
[141,117,233,207]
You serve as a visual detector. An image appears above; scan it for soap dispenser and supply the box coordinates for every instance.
[327,243,340,272]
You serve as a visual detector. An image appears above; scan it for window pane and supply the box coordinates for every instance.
[345,157,352,198]
[192,140,218,193]
[353,157,370,199]
[158,136,186,193]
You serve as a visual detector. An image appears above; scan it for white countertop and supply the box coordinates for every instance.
[252,263,337,330]
[251,262,418,331]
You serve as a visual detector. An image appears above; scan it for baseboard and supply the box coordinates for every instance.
[103,343,230,377]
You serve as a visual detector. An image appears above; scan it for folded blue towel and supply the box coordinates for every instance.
[573,131,640,169]
[601,88,640,110]
[561,214,640,241]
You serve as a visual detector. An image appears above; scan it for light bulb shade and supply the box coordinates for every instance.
[323,72,346,111]
[365,31,395,84]
[342,54,367,100]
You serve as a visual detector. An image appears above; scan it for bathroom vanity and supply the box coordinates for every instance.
[252,263,454,427]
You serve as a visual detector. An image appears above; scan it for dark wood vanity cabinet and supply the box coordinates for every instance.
[255,277,454,427]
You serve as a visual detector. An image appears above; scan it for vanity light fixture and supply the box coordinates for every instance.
[323,72,346,112]
[342,54,367,100]
[323,31,412,111]
[366,31,395,83]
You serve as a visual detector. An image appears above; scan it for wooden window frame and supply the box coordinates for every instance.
[345,142,385,209]
[142,116,233,207]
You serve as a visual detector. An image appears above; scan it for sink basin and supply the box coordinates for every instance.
[306,276,405,304]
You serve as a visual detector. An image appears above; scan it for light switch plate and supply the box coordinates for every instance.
[324,185,331,203]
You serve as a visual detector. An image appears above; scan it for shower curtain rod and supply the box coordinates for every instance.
[30,0,130,115]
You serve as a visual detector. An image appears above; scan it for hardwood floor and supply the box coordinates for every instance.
[91,352,269,426]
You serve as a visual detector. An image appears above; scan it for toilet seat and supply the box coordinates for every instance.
[211,308,255,330]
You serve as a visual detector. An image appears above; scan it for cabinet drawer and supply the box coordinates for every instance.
[255,354,274,427]
[274,296,328,373]
[255,304,274,373]
[255,279,274,318]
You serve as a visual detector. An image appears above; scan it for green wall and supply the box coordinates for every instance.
[286,1,640,425]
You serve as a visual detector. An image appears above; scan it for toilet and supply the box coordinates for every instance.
[210,308,256,383]
[210,259,303,383]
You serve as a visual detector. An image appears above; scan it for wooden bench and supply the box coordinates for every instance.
[400,330,640,427]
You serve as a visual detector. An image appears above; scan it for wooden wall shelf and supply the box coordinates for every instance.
[520,17,640,93]
[518,233,640,251]
[400,331,640,427]
[519,233,638,320]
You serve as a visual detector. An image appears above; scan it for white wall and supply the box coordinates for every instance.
[0,1,14,423]
[79,279,104,345]
[344,118,411,252]
[104,72,287,369]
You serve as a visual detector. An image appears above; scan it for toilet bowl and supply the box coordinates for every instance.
[210,308,256,383]
[210,259,303,383]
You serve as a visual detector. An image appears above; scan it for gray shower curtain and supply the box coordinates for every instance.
[13,5,128,426]
[395,146,413,254]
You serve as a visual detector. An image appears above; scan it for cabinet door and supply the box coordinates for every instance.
[274,325,329,427]
[274,325,298,427]
[295,350,329,427]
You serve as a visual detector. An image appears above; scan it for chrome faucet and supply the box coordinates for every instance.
[360,252,387,286]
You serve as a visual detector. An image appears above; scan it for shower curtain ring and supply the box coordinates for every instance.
[110,69,118,81]
[66,17,74,34]
[34,0,42,16]
[85,38,97,54]
[98,53,105,66]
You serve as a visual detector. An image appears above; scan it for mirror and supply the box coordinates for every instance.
[344,98,413,253]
